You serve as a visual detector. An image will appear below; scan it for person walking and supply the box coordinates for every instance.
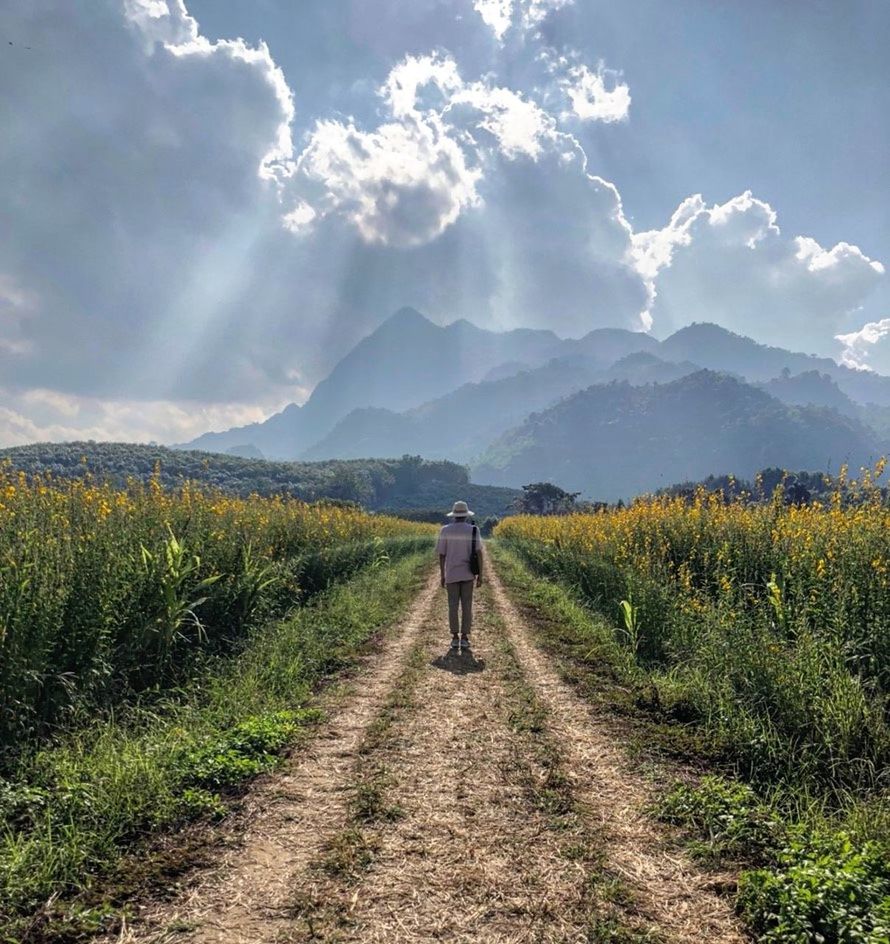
[437,500,483,652]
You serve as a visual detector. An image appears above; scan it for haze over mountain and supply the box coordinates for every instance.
[182,309,661,459]
[183,308,566,459]
[756,371,860,417]
[302,350,702,464]
[301,356,603,463]
[661,324,890,405]
[474,371,882,501]
[180,311,890,489]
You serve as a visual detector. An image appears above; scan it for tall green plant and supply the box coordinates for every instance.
[134,527,221,678]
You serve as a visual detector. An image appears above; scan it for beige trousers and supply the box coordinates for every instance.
[446,579,475,636]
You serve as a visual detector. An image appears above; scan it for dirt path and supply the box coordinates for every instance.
[291,582,604,942]
[112,560,744,944]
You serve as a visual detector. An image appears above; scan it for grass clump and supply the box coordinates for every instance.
[655,776,784,863]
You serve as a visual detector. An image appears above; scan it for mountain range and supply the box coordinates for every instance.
[474,371,879,501]
[180,308,890,500]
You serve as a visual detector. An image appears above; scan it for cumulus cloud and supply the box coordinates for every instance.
[632,191,885,350]
[836,318,890,371]
[296,114,482,248]
[289,53,579,244]
[382,54,464,117]
[0,0,646,449]
[472,0,574,39]
[282,50,647,335]
[122,0,195,45]
[291,54,494,248]
[557,61,631,122]
[474,0,513,40]
[0,0,299,406]
[123,0,295,181]
[451,84,558,159]
[480,154,649,335]
[522,0,575,31]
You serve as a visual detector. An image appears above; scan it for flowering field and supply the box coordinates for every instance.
[496,472,890,790]
[0,466,433,754]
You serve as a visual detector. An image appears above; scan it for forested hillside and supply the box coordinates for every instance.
[475,370,881,500]
[0,442,519,518]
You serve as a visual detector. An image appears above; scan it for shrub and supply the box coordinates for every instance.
[738,831,890,943]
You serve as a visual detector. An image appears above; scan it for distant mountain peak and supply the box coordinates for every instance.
[669,322,739,340]
[447,317,483,332]
[385,306,433,328]
[611,350,665,368]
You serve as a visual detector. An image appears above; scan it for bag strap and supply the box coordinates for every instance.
[471,524,477,556]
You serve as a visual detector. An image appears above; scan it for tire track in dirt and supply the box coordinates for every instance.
[111,569,441,944]
[487,566,746,944]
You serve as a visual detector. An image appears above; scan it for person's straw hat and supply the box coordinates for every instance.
[447,500,474,518]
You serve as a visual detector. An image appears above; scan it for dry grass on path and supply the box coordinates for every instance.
[106,560,744,944]
[292,586,617,943]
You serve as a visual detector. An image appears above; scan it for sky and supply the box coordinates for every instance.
[1,0,888,445]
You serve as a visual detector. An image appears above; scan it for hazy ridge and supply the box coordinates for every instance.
[174,309,890,499]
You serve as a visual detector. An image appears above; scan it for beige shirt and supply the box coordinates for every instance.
[437,521,483,584]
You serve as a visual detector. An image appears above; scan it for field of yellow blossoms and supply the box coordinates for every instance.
[496,468,890,790]
[0,466,433,752]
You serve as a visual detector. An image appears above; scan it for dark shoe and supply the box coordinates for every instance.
[450,636,460,651]
[460,635,471,649]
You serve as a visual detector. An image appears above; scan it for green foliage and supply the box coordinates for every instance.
[133,528,221,680]
[0,442,518,516]
[655,776,784,862]
[658,467,889,507]
[0,552,429,935]
[656,778,890,941]
[738,831,890,943]
[0,464,432,757]
[175,710,313,789]
[174,787,227,820]
[617,598,641,655]
[513,481,581,515]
